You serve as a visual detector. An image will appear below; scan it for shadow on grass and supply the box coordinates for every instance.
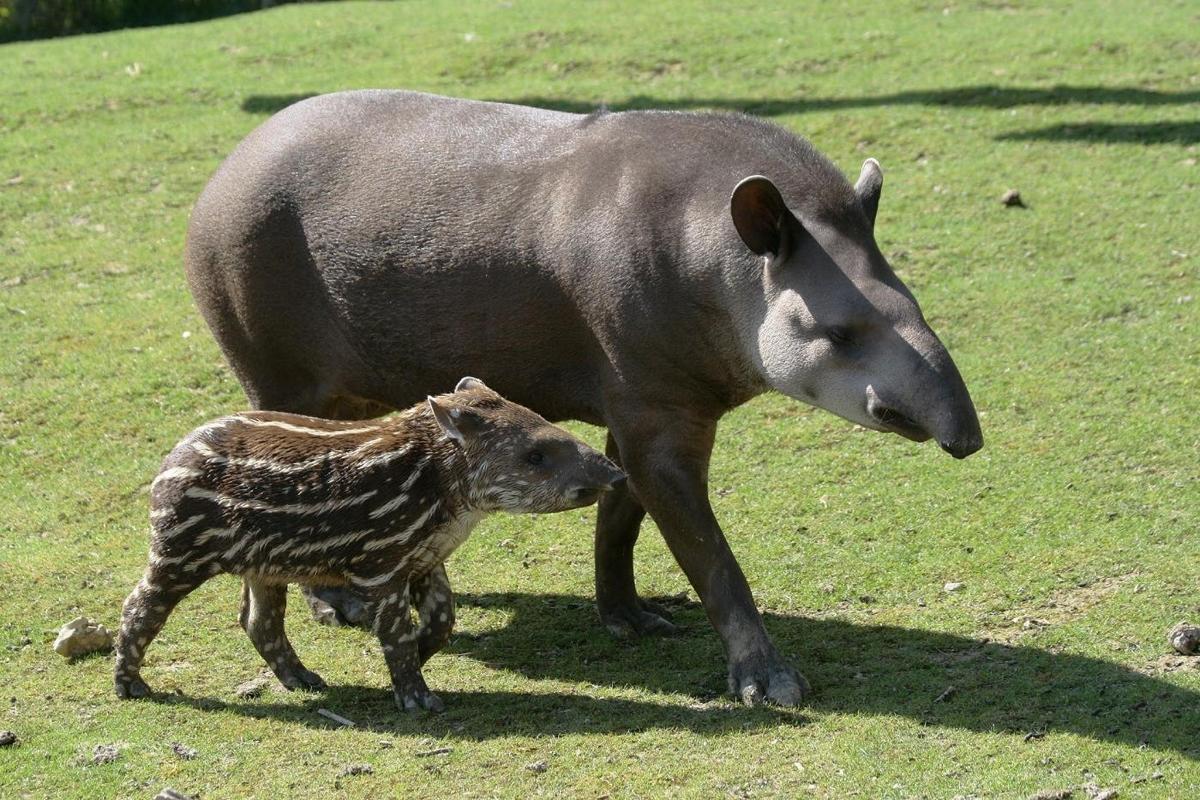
[153,592,1198,758]
[239,85,1200,117]
[446,592,1199,757]
[155,686,808,738]
[995,121,1200,145]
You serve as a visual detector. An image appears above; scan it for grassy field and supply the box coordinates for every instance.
[1,0,1197,797]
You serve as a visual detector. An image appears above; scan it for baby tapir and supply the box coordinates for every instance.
[115,377,624,712]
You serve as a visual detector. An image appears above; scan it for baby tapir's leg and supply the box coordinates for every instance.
[366,579,443,713]
[114,567,204,699]
[411,563,455,666]
[239,578,327,691]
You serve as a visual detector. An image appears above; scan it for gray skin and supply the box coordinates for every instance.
[185,90,983,706]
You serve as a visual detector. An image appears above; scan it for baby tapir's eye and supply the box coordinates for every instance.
[526,450,545,465]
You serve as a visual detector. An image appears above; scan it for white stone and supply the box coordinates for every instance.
[52,616,113,659]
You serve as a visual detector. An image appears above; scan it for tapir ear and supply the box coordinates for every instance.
[730,175,796,258]
[427,396,484,447]
[854,158,883,227]
[454,376,489,393]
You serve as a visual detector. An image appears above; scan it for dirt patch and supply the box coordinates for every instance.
[1141,653,1200,677]
[991,574,1138,643]
[91,744,120,765]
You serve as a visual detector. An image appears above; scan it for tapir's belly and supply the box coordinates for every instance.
[311,236,607,421]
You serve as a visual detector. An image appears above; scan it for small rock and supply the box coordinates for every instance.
[526,760,549,774]
[1001,189,1026,207]
[415,746,453,757]
[1027,790,1071,800]
[0,730,16,747]
[316,707,357,727]
[155,790,194,800]
[1168,622,1200,655]
[234,673,272,699]
[53,617,113,659]
[943,582,964,593]
[339,763,373,776]
[934,686,957,703]
[92,743,120,764]
[1091,790,1117,800]
[170,741,197,760]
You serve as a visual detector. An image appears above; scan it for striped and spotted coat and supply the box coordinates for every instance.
[115,378,623,712]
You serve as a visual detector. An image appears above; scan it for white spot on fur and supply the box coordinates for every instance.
[234,416,378,437]
[158,513,206,538]
[363,503,441,551]
[150,466,202,490]
[367,459,429,519]
[184,486,378,516]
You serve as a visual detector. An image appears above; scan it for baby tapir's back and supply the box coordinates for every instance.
[148,409,465,585]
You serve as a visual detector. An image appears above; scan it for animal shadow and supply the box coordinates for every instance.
[239,85,1200,118]
[447,591,1200,758]
[995,121,1200,145]
[240,88,1199,147]
[153,684,806,739]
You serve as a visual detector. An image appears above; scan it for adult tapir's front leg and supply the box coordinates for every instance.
[610,408,810,707]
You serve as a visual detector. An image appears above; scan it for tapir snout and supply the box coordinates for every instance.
[566,450,627,505]
[866,363,983,460]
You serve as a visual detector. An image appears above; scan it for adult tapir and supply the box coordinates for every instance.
[185,90,983,706]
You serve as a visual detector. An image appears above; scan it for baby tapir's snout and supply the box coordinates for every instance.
[562,445,626,507]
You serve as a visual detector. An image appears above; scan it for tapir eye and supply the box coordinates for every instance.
[526,450,545,465]
[827,326,855,346]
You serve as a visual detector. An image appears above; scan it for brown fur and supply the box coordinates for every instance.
[114,379,622,712]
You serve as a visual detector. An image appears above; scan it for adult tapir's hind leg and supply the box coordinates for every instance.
[594,432,680,638]
[114,567,205,699]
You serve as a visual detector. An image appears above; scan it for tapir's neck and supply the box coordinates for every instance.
[702,247,776,406]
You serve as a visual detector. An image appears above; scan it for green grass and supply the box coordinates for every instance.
[1,1,1197,797]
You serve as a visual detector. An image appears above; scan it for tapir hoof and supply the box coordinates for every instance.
[395,688,444,714]
[278,667,328,692]
[729,655,810,707]
[599,599,681,639]
[115,676,152,700]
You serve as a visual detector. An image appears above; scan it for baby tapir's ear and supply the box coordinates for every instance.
[454,376,490,393]
[427,396,485,447]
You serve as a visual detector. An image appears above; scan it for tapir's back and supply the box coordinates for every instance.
[186,91,618,420]
[184,90,849,423]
